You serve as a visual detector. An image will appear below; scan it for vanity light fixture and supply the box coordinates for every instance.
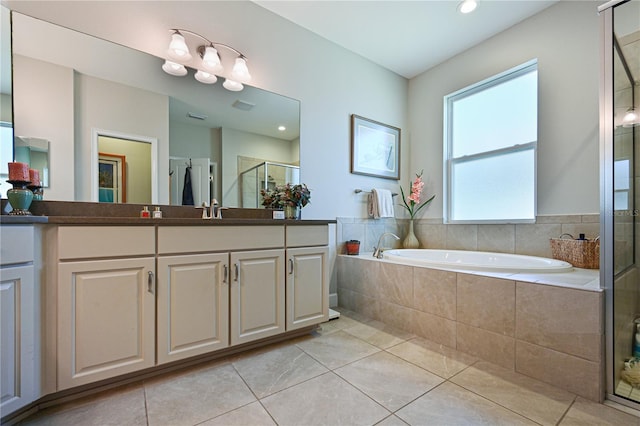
[162,29,251,91]
[162,60,187,76]
[458,0,478,14]
[622,107,639,127]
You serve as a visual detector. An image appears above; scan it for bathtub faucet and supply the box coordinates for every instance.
[373,233,400,259]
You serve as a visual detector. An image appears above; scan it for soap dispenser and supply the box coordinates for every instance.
[140,206,150,218]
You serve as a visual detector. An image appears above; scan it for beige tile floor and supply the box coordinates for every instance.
[19,309,640,426]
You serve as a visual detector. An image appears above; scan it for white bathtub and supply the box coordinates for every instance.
[382,249,573,273]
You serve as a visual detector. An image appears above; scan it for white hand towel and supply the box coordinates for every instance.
[368,189,395,219]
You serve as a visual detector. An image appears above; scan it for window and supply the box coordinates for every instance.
[444,60,537,223]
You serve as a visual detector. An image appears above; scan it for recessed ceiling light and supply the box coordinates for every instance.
[458,0,478,14]
[278,125,286,131]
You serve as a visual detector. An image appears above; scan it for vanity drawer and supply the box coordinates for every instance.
[286,225,328,247]
[57,226,155,260]
[0,225,34,265]
[158,226,285,254]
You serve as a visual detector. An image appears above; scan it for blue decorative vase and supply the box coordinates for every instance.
[7,182,33,215]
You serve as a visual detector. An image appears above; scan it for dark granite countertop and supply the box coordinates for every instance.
[0,216,334,226]
[0,200,335,226]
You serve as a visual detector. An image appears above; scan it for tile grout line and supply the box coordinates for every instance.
[554,396,578,426]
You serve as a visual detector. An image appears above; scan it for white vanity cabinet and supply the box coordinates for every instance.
[0,225,40,415]
[54,226,156,390]
[285,226,329,331]
[37,221,329,398]
[156,252,229,364]
[157,225,285,350]
[230,249,285,345]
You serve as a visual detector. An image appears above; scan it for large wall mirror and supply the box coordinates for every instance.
[0,6,13,199]
[10,11,300,207]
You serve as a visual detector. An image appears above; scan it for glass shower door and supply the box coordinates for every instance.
[603,0,640,408]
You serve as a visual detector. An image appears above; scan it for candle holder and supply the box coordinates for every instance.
[28,185,44,201]
[7,180,33,215]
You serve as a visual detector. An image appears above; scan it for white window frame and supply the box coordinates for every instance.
[443,60,538,224]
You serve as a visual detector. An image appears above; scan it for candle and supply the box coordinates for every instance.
[8,162,30,182]
[29,169,40,187]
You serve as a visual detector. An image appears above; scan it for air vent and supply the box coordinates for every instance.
[187,112,207,120]
[232,100,256,111]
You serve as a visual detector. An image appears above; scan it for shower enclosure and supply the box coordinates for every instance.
[601,0,640,409]
[239,161,300,208]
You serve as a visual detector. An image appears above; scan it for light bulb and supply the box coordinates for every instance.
[223,79,243,91]
[231,57,251,83]
[162,60,187,76]
[622,108,639,127]
[458,0,477,14]
[201,45,223,74]
[167,32,192,61]
[194,70,218,84]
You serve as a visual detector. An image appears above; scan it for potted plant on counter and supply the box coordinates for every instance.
[261,183,311,219]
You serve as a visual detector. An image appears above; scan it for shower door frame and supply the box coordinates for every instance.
[600,0,639,410]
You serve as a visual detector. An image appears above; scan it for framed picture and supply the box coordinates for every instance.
[350,114,400,180]
[98,152,126,203]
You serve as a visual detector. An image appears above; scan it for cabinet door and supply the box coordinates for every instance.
[0,265,36,414]
[230,249,285,345]
[286,247,329,330]
[157,253,229,364]
[57,257,155,390]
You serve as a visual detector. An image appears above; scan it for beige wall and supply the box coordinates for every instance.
[75,73,168,203]
[4,1,408,219]
[408,1,601,218]
[13,54,74,201]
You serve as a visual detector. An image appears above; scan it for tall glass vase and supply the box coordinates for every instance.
[284,204,300,220]
[403,219,419,249]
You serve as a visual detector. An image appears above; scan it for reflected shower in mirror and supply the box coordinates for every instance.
[11,11,300,207]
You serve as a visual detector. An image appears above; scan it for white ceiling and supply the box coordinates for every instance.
[253,0,559,78]
[3,0,560,84]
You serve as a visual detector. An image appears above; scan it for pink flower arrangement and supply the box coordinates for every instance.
[399,170,435,219]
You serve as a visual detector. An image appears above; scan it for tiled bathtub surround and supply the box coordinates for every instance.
[337,214,600,258]
[337,255,604,401]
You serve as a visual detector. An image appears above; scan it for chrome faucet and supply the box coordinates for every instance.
[373,232,400,259]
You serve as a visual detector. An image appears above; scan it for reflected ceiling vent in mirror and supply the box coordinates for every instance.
[187,112,208,121]
[232,100,256,111]
[162,29,251,91]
